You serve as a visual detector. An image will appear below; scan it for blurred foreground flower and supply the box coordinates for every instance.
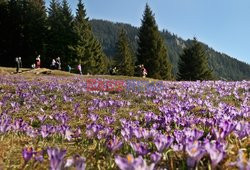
[205,141,226,168]
[230,149,250,170]
[65,154,86,170]
[47,148,66,170]
[115,154,155,170]
[186,140,206,168]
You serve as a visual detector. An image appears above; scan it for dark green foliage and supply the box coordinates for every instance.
[69,0,107,74]
[0,0,9,65]
[90,20,250,81]
[46,0,75,67]
[136,4,172,80]
[178,38,214,80]
[0,0,47,67]
[0,1,249,80]
[115,28,134,76]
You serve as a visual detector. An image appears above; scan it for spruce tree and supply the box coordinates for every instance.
[70,0,107,74]
[0,0,10,66]
[115,28,134,76]
[60,0,74,66]
[178,38,214,80]
[137,4,172,80]
[23,0,47,67]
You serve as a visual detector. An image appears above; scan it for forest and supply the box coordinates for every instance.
[0,0,250,80]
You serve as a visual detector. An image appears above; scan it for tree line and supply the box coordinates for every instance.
[1,0,214,80]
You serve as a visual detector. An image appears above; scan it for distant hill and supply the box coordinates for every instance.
[90,19,250,80]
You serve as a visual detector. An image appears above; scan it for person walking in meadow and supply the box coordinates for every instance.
[139,64,147,78]
[77,64,82,75]
[15,57,20,73]
[142,67,147,78]
[67,65,72,73]
[18,57,22,68]
[56,57,61,70]
[35,55,41,68]
[51,59,56,69]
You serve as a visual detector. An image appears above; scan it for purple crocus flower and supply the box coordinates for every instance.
[186,140,206,168]
[37,115,46,122]
[107,136,123,152]
[0,116,11,133]
[34,149,44,162]
[115,154,154,170]
[47,148,66,170]
[88,113,99,122]
[150,152,162,163]
[41,125,50,138]
[130,142,148,155]
[74,155,86,170]
[64,128,73,141]
[22,147,34,163]
[171,143,184,152]
[154,135,174,152]
[205,141,225,168]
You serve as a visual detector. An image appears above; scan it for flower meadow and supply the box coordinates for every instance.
[0,75,249,170]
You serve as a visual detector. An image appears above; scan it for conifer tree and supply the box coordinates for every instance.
[70,0,107,74]
[47,0,63,65]
[178,38,214,80]
[0,0,10,66]
[137,4,172,80]
[23,0,47,66]
[60,0,74,66]
[47,0,75,67]
[115,28,134,76]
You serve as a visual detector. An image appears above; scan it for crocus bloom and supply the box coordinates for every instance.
[34,148,44,162]
[186,140,206,168]
[22,147,33,163]
[130,142,148,155]
[205,141,225,168]
[47,148,66,170]
[115,154,154,170]
[107,136,123,152]
[150,152,162,163]
[74,155,86,170]
[154,135,174,152]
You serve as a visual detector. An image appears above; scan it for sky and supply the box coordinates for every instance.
[45,0,250,64]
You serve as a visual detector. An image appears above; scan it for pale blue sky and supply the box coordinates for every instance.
[45,0,250,64]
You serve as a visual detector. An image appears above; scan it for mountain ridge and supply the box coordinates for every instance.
[90,19,250,80]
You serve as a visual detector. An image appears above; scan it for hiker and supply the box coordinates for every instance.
[109,67,117,75]
[77,64,82,75]
[31,64,35,69]
[109,67,113,75]
[15,57,20,73]
[56,57,61,70]
[67,65,72,73]
[35,55,41,68]
[140,64,147,78]
[18,57,22,68]
[142,67,147,78]
[51,59,56,69]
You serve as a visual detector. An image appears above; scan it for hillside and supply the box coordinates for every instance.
[90,19,250,80]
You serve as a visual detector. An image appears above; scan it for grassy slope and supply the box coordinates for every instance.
[0,66,248,170]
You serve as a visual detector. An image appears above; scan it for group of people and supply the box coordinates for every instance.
[15,57,22,73]
[31,55,41,69]
[139,64,147,78]
[50,57,61,70]
[15,55,147,77]
[109,64,147,78]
